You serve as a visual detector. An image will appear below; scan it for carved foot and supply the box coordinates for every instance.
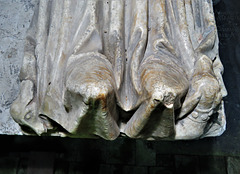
[123,56,189,139]
[175,56,222,139]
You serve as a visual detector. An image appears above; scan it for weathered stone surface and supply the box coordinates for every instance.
[0,0,38,135]
[1,0,226,140]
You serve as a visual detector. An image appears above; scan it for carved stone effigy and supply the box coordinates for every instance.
[10,0,227,140]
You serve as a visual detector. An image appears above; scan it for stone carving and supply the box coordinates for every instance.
[10,0,227,140]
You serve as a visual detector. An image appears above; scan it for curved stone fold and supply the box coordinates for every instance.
[11,0,226,140]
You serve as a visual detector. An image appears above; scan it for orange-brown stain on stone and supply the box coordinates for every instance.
[97,93,107,111]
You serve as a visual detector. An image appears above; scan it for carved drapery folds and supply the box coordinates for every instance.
[10,0,227,140]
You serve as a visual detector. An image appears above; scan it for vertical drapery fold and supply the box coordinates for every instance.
[11,0,226,140]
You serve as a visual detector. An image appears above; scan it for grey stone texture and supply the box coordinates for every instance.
[6,0,226,140]
[0,0,38,135]
[0,0,239,173]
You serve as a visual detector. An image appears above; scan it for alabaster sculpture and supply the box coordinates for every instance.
[10,0,227,140]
